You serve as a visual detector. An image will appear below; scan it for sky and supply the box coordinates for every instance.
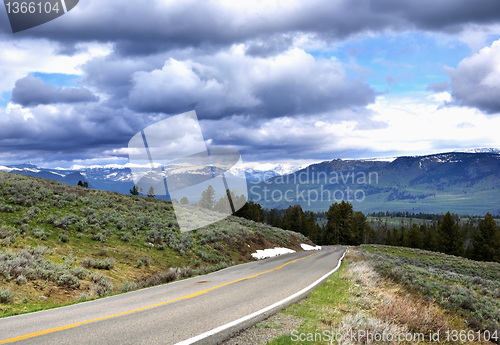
[1,0,500,169]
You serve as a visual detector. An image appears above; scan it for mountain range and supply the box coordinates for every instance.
[2,149,500,215]
[249,150,500,215]
[0,162,304,196]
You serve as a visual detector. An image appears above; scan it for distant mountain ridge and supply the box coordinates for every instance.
[249,151,500,215]
[0,162,305,195]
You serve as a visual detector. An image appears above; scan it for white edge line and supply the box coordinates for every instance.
[175,247,348,345]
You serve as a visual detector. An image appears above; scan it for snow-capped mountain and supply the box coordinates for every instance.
[228,163,306,182]
[0,162,305,193]
[454,148,500,154]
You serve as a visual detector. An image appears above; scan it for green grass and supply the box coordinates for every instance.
[266,262,351,344]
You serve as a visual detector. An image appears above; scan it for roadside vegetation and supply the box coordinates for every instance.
[0,171,311,317]
[364,245,500,341]
[235,246,496,344]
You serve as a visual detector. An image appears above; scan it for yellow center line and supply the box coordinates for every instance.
[0,252,317,344]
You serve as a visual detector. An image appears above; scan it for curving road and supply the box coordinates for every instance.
[0,246,346,345]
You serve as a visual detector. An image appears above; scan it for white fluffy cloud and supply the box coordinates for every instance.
[200,91,500,163]
[0,40,111,94]
[128,47,376,119]
[446,39,500,114]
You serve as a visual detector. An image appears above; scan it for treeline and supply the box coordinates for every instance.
[236,201,500,263]
[367,210,500,221]
[235,200,375,246]
[380,211,500,262]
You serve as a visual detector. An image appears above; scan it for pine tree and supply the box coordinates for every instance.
[472,212,500,262]
[423,224,438,252]
[199,185,216,210]
[180,196,189,205]
[77,180,83,187]
[267,209,277,227]
[286,205,307,237]
[352,211,371,245]
[130,184,139,196]
[308,212,318,243]
[83,182,89,188]
[325,201,354,245]
[437,211,463,256]
[407,223,423,249]
[384,226,393,245]
[147,186,155,198]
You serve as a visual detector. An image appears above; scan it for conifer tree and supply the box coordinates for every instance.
[325,201,354,245]
[147,186,155,198]
[199,185,216,210]
[407,223,423,249]
[472,212,500,262]
[437,211,463,256]
[130,184,139,195]
[423,224,438,252]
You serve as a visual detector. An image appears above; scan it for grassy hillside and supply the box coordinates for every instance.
[363,245,500,338]
[0,171,311,317]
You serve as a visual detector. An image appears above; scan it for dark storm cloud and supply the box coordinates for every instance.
[446,39,500,114]
[3,0,500,56]
[426,81,450,92]
[11,75,99,107]
[245,35,295,57]
[2,0,500,165]
[0,102,165,161]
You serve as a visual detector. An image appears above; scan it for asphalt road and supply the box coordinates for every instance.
[0,246,346,344]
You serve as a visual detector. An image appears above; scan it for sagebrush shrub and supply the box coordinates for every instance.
[0,288,14,303]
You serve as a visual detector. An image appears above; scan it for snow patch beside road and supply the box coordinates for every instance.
[251,247,295,259]
[251,243,322,259]
[301,244,322,251]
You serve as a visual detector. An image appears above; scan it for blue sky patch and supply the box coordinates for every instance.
[309,32,470,95]
[32,72,81,88]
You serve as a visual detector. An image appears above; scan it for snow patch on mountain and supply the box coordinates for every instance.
[228,163,306,181]
[454,148,500,154]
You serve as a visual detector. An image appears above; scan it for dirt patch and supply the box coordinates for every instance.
[221,313,303,345]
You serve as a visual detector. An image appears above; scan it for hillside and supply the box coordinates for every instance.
[0,171,312,317]
[250,152,500,215]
